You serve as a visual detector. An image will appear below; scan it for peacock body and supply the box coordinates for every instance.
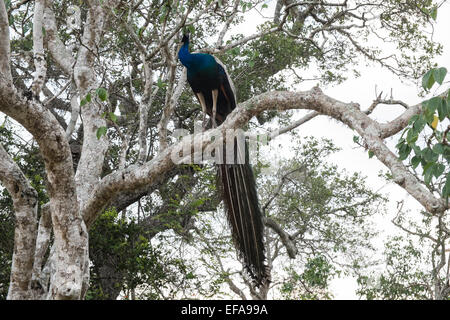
[178,35,236,124]
[178,34,268,286]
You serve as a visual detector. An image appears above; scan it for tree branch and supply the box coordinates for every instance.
[264,217,297,259]
[0,0,12,83]
[43,5,75,75]
[31,0,46,97]
[0,144,38,300]
[0,80,87,300]
[82,86,446,228]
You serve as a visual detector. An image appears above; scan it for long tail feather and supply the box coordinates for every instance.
[217,138,268,285]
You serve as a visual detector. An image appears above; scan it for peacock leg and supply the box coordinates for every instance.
[196,93,208,130]
[212,89,219,128]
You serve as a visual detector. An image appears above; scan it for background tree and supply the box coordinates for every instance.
[355,68,450,300]
[0,0,448,300]
[171,136,385,300]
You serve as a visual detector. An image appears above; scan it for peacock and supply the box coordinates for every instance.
[178,33,268,285]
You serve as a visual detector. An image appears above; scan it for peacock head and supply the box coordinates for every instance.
[181,33,189,44]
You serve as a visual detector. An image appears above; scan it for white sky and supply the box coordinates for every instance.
[240,1,450,299]
[307,3,450,299]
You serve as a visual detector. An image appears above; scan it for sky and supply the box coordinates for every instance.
[305,3,449,298]
[239,1,450,299]
[300,3,450,298]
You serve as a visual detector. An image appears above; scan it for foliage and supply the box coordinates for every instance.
[366,65,450,300]
[88,207,198,300]
[357,236,434,300]
[162,136,386,299]
[281,256,335,300]
[396,67,450,200]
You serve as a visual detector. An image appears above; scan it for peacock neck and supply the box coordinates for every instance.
[178,41,194,69]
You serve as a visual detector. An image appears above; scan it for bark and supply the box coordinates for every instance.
[43,5,75,75]
[0,0,12,83]
[264,217,297,259]
[31,0,47,97]
[73,3,109,211]
[0,145,38,300]
[31,204,51,298]
[0,77,87,300]
[137,56,151,163]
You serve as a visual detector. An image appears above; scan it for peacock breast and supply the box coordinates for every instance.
[187,61,221,92]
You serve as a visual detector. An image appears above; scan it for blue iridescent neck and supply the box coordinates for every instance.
[178,41,194,69]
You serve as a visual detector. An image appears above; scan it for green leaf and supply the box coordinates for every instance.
[156,78,165,89]
[422,69,434,90]
[437,98,447,121]
[424,168,433,184]
[426,96,441,113]
[430,6,438,21]
[412,116,426,133]
[411,156,421,169]
[109,112,118,123]
[80,98,87,107]
[433,67,447,85]
[442,173,450,197]
[433,163,445,178]
[396,137,406,148]
[398,143,411,160]
[368,150,374,158]
[442,184,450,198]
[406,129,418,144]
[423,162,434,184]
[96,126,107,139]
[412,144,422,157]
[408,114,419,125]
[443,145,450,162]
[86,93,92,102]
[433,143,444,155]
[96,87,108,101]
[422,147,438,162]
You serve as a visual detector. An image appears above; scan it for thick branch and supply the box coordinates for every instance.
[0,144,38,300]
[31,204,52,298]
[65,84,80,139]
[0,0,12,83]
[82,86,445,230]
[43,5,75,75]
[31,0,47,97]
[264,217,297,259]
[0,82,87,300]
[138,55,153,162]
[73,3,109,209]
[158,68,187,150]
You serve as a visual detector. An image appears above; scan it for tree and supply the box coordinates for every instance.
[356,68,450,300]
[0,0,447,299]
[87,207,199,300]
[174,137,385,299]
